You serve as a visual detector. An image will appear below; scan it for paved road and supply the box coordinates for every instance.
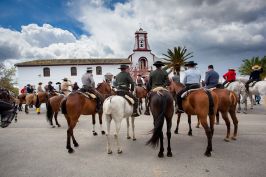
[1,104,266,177]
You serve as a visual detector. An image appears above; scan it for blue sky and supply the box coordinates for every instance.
[0,0,266,76]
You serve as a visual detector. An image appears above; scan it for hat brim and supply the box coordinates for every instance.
[185,63,197,66]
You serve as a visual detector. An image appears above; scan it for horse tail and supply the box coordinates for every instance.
[35,94,40,108]
[46,99,53,124]
[61,98,67,115]
[229,91,237,107]
[205,90,214,115]
[146,94,167,148]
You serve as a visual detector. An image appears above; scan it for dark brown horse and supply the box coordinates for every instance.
[135,86,149,114]
[169,82,219,157]
[146,89,174,158]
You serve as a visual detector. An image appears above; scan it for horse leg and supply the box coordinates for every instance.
[19,103,22,111]
[144,98,150,115]
[98,112,105,135]
[188,115,192,136]
[92,114,98,136]
[131,117,136,141]
[196,117,200,128]
[138,98,142,114]
[249,94,254,109]
[25,104,29,114]
[66,117,74,153]
[174,113,181,134]
[114,120,122,154]
[216,112,220,125]
[126,117,131,139]
[144,97,149,115]
[200,116,212,157]
[54,112,61,127]
[237,95,241,113]
[166,118,172,157]
[229,110,238,140]
[158,131,164,158]
[50,113,56,128]
[106,115,112,154]
[221,112,230,142]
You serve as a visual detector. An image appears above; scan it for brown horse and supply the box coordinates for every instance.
[170,82,219,157]
[135,86,149,114]
[17,93,27,111]
[25,93,37,114]
[146,89,174,158]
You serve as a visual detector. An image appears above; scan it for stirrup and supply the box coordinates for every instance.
[132,112,140,117]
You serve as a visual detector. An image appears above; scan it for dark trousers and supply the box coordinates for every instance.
[176,84,200,110]
[245,79,257,92]
[81,86,103,112]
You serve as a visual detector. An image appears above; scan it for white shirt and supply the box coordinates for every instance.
[182,68,201,85]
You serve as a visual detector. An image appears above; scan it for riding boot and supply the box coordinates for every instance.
[175,95,184,114]
[96,97,102,113]
[132,96,140,117]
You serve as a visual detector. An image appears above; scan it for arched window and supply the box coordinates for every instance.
[138,57,148,70]
[96,66,102,75]
[43,67,50,77]
[71,67,77,76]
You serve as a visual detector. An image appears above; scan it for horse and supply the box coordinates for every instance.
[135,86,149,114]
[243,80,266,109]
[103,95,136,154]
[25,93,37,114]
[17,93,27,111]
[146,89,174,158]
[225,81,248,113]
[35,92,50,114]
[170,82,219,157]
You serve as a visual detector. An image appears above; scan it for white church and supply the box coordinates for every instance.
[15,28,160,89]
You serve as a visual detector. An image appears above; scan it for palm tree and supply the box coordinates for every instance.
[239,56,266,79]
[162,46,193,80]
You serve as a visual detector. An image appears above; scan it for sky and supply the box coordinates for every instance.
[0,0,266,76]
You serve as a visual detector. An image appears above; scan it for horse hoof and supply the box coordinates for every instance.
[68,148,74,153]
[101,131,105,135]
[174,129,179,134]
[144,112,150,115]
[167,152,172,157]
[127,136,131,139]
[158,152,164,158]
[93,132,98,136]
[231,137,237,141]
[37,112,40,115]
[188,132,192,136]
[51,125,56,128]
[107,150,112,154]
[195,125,200,128]
[133,138,136,141]
[204,152,211,157]
[74,143,79,147]
[224,138,230,142]
[117,150,123,154]
[57,124,61,127]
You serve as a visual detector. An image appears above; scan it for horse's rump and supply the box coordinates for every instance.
[135,86,147,98]
[103,96,133,117]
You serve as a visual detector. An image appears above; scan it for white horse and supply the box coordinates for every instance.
[245,80,266,109]
[103,95,136,154]
[225,81,248,113]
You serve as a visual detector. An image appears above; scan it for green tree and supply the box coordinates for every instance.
[162,46,193,79]
[239,56,266,79]
[0,63,19,95]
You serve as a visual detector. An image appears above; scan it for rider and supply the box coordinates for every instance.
[147,61,169,91]
[81,67,103,112]
[176,61,201,113]
[61,78,72,95]
[114,64,140,117]
[47,81,56,93]
[26,84,34,94]
[136,74,145,87]
[37,82,44,92]
[204,65,220,89]
[245,65,263,92]
[72,82,79,91]
[223,68,236,86]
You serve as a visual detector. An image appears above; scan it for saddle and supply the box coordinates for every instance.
[248,81,258,87]
[181,88,202,98]
[77,91,96,99]
[115,90,134,105]
[224,81,234,88]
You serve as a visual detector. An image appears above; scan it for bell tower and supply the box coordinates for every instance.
[133,28,151,51]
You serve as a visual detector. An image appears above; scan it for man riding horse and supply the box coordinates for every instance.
[245,65,263,92]
[176,61,201,113]
[114,64,140,117]
[61,78,73,96]
[81,67,103,112]
[223,68,236,87]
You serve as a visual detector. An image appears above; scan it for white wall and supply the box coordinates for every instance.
[17,64,121,90]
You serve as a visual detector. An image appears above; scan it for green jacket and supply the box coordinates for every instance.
[115,71,135,91]
[148,69,169,90]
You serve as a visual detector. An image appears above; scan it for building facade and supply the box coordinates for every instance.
[15,28,158,89]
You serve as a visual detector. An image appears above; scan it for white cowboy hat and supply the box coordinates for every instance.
[252,65,261,70]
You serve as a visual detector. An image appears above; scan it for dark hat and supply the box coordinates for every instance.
[38,82,42,85]
[62,78,68,81]
[228,68,235,71]
[118,64,129,69]
[185,61,197,66]
[87,67,93,72]
[56,82,61,85]
[208,65,214,69]
[153,61,165,66]
[48,81,52,84]
[27,84,30,86]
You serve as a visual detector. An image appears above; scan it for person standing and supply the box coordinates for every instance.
[115,64,140,117]
[72,82,79,91]
[204,65,219,89]
[176,61,201,113]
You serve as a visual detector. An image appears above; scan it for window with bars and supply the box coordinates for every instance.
[43,67,50,77]
[71,67,77,76]
[96,66,102,75]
